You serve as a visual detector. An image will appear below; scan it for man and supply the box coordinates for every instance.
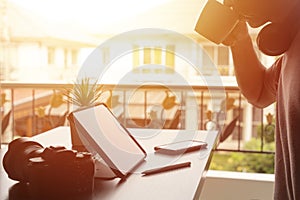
[222,0,300,199]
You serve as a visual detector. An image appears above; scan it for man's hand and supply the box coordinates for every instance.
[222,21,249,46]
[222,0,250,46]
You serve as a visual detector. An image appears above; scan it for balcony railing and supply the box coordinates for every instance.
[0,82,276,156]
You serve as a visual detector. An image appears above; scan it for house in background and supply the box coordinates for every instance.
[0,0,276,143]
[0,0,102,82]
[0,0,276,83]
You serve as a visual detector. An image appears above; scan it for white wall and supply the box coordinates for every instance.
[17,43,42,68]
[199,170,274,200]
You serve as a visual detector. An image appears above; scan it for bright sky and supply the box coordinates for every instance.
[9,0,171,33]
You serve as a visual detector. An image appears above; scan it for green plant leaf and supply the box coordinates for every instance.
[63,77,104,107]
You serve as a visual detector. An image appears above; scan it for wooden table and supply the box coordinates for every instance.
[1,126,218,200]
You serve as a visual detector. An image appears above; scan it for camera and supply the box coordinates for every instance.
[3,137,95,199]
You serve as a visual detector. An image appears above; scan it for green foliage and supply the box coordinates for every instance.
[64,77,103,107]
[257,123,275,143]
[210,139,275,174]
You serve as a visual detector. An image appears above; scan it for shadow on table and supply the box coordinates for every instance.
[9,182,93,200]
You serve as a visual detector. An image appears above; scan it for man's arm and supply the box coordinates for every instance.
[225,22,276,107]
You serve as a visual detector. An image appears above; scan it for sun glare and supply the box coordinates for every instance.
[9,0,171,32]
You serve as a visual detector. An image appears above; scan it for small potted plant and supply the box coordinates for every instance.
[64,77,103,151]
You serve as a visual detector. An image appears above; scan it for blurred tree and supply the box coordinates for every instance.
[210,139,275,174]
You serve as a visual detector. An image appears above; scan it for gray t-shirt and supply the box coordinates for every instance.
[265,30,300,199]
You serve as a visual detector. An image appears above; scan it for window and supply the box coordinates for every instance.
[47,47,55,65]
[202,45,231,75]
[102,47,110,65]
[133,45,140,70]
[143,47,151,64]
[218,46,229,66]
[71,49,78,65]
[132,45,175,74]
[154,47,162,65]
[203,46,214,65]
[165,45,175,72]
[64,49,68,67]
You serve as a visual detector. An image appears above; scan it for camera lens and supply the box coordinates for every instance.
[3,137,44,182]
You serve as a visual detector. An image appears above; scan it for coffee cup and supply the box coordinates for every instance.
[195,0,239,44]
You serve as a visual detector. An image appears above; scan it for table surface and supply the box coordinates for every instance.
[0,126,218,200]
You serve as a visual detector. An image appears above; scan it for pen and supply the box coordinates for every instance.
[142,161,191,176]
